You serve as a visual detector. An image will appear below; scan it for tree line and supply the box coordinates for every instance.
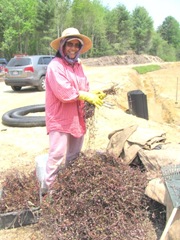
[0,0,180,61]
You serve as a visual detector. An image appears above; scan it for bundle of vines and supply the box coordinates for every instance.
[0,152,165,239]
[84,85,117,120]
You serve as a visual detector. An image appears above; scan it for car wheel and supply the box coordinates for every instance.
[37,76,45,91]
[2,104,45,127]
[11,86,22,91]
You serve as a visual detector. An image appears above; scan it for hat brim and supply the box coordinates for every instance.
[50,34,92,54]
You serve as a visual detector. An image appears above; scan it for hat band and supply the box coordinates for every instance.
[66,37,84,45]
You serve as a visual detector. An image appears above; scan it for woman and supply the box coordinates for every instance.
[43,27,105,194]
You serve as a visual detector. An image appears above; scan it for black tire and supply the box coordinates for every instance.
[2,104,45,127]
[11,86,22,91]
[37,76,46,91]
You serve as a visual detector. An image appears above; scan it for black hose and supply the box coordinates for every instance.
[2,104,45,127]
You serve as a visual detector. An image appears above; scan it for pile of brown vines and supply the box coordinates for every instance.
[38,152,159,240]
[0,171,39,213]
[0,152,166,239]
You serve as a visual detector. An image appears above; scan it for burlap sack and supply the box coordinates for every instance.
[107,125,166,165]
[138,143,180,180]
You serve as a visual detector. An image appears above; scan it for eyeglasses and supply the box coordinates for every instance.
[66,42,81,49]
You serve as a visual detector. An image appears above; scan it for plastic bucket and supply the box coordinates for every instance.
[35,154,48,183]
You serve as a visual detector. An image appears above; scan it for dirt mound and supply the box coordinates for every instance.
[82,54,164,66]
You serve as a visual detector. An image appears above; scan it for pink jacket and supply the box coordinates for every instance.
[45,57,89,137]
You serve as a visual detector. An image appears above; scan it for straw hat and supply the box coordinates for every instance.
[50,27,92,54]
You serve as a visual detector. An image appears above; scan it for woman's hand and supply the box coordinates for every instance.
[78,91,103,108]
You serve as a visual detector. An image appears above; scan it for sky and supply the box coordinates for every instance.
[101,0,180,29]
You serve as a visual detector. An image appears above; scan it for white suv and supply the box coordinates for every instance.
[4,55,54,91]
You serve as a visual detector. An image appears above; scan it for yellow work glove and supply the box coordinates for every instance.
[78,91,103,108]
[92,90,106,100]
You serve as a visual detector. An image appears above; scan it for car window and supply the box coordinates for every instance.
[7,58,31,67]
[38,57,52,65]
[0,59,7,64]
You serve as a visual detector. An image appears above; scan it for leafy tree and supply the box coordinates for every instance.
[157,16,180,60]
[115,5,133,54]
[131,6,153,54]
[71,0,108,57]
[149,32,176,61]
[71,0,93,33]
[0,3,6,56]
[105,9,119,46]
[34,0,71,55]
[0,0,37,58]
[159,43,176,62]
[175,47,180,61]
[105,5,133,55]
[157,16,180,48]
[53,0,72,37]
[0,0,179,60]
[90,0,110,56]
[34,0,56,54]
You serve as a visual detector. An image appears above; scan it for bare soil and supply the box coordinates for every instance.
[0,55,180,239]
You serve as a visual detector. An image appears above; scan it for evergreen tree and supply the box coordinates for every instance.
[157,16,180,48]
[116,5,133,54]
[131,6,153,54]
[157,16,180,60]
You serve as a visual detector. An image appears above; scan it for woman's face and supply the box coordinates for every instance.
[64,39,81,59]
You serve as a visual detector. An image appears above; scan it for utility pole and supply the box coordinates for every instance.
[175,77,179,104]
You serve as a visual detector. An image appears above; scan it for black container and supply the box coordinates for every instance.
[0,207,40,230]
[127,90,149,120]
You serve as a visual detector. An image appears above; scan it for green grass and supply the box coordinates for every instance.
[133,65,161,74]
